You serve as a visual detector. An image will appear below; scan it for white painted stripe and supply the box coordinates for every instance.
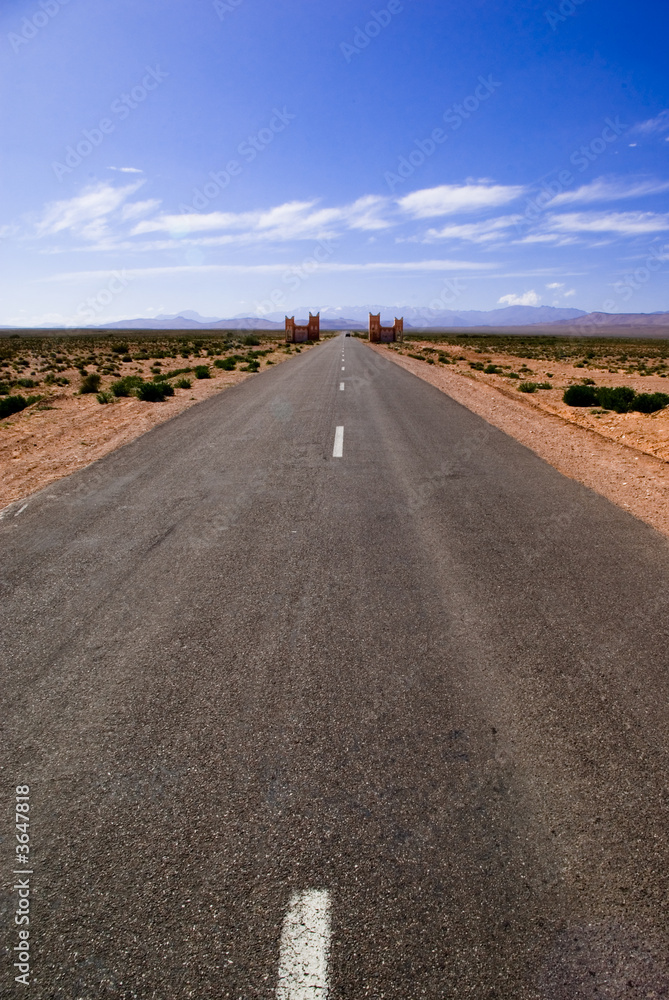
[14,504,28,517]
[341,366,345,371]
[333,426,344,458]
[339,382,344,390]
[277,889,331,999]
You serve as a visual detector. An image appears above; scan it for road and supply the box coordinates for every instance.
[2,333,668,998]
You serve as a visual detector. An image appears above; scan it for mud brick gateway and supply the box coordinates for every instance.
[285,313,320,343]
[368,313,404,343]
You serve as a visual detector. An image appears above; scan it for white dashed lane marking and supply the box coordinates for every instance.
[276,889,331,999]
[333,426,344,458]
[339,383,344,390]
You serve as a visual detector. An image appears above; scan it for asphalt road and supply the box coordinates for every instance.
[2,334,669,999]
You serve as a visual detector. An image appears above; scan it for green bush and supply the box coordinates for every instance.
[0,381,10,395]
[563,384,598,406]
[518,381,538,393]
[96,391,113,404]
[241,335,261,346]
[17,377,39,388]
[632,392,669,413]
[111,343,129,354]
[596,386,636,413]
[194,365,211,379]
[136,380,174,401]
[0,394,39,419]
[110,375,143,396]
[80,372,101,394]
[214,357,236,370]
[176,378,192,389]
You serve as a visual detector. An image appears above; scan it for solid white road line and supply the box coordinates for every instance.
[341,366,345,371]
[276,889,331,999]
[333,426,344,458]
[339,382,344,390]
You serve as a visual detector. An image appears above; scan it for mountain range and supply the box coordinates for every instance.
[3,306,669,331]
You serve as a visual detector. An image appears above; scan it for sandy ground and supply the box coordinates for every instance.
[371,341,669,539]
[0,342,315,509]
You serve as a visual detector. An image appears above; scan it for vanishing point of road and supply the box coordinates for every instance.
[2,334,668,998]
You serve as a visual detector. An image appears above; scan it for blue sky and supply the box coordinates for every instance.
[1,0,668,325]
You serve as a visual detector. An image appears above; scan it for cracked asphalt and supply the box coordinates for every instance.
[2,334,668,998]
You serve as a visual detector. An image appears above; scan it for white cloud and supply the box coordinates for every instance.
[547,211,669,235]
[397,182,525,219]
[563,289,576,297]
[34,181,144,241]
[109,166,144,174]
[131,195,392,244]
[548,176,669,207]
[43,259,499,283]
[546,281,564,289]
[498,290,540,306]
[632,110,669,135]
[120,199,161,221]
[421,214,523,243]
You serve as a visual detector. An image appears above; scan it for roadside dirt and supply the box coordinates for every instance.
[0,341,314,509]
[371,340,669,539]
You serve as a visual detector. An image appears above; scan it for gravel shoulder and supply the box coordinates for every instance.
[371,341,669,538]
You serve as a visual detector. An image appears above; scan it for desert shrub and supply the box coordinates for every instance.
[0,381,10,395]
[563,384,598,406]
[111,343,129,354]
[44,373,69,386]
[96,391,113,404]
[176,378,192,389]
[632,392,669,413]
[535,382,552,390]
[484,364,503,374]
[0,394,39,419]
[518,381,538,393]
[136,380,174,402]
[215,357,236,370]
[121,354,132,363]
[596,386,636,413]
[111,375,143,396]
[80,372,101,394]
[17,377,39,388]
[153,367,192,381]
[241,335,261,346]
[194,365,211,379]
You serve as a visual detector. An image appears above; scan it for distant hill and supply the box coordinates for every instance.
[551,311,669,328]
[262,304,588,328]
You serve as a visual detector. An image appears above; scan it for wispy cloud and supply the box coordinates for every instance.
[131,195,392,243]
[397,182,525,219]
[632,110,669,135]
[34,181,144,241]
[421,214,523,243]
[548,175,669,207]
[109,166,144,174]
[498,290,540,306]
[42,258,499,283]
[547,211,669,235]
